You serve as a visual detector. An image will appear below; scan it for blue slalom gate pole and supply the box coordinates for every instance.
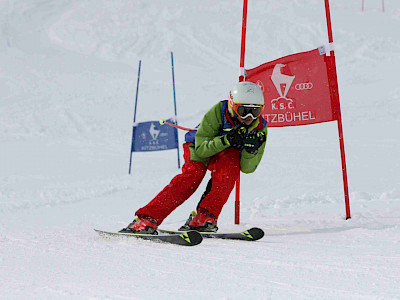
[171,52,181,168]
[129,60,142,174]
[133,60,141,124]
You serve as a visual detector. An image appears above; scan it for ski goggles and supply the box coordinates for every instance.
[231,103,263,119]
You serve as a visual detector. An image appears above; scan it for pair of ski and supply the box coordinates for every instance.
[95,227,264,246]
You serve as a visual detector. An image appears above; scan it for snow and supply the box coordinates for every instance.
[1,0,400,299]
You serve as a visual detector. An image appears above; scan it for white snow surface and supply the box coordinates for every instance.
[1,0,400,299]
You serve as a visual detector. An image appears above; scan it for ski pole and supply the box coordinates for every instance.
[159,119,196,131]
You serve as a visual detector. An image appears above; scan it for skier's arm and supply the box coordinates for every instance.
[240,126,268,173]
[194,103,229,158]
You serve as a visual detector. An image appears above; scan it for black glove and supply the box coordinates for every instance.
[244,131,266,154]
[225,124,248,150]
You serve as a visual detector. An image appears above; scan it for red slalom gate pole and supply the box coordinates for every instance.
[235,175,241,224]
[239,0,248,83]
[324,0,351,219]
[234,0,249,225]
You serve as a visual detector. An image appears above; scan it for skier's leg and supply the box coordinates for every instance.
[178,178,213,230]
[197,147,240,219]
[135,143,207,225]
[196,178,212,211]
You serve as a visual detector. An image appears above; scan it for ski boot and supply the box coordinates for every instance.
[119,216,158,234]
[178,211,196,231]
[179,209,218,232]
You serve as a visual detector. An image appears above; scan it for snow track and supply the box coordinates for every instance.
[1,0,400,299]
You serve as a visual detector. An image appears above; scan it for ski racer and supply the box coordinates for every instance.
[120,81,268,234]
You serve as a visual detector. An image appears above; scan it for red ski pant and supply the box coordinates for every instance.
[136,143,240,225]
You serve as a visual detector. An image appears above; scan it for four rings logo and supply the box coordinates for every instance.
[295,83,313,90]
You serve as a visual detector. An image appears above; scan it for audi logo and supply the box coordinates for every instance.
[295,83,313,90]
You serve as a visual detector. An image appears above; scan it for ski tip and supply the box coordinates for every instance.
[94,229,203,246]
[180,230,203,246]
[94,228,107,235]
[245,227,265,241]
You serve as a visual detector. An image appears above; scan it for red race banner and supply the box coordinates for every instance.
[246,48,337,127]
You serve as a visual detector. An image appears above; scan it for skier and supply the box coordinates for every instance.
[120,81,268,234]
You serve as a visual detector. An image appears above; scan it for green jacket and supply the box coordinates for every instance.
[188,101,268,173]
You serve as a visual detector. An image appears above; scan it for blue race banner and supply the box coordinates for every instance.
[131,118,178,152]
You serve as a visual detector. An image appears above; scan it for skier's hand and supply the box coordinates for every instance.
[244,131,266,154]
[226,124,247,150]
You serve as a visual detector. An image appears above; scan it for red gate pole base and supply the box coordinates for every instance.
[235,174,240,224]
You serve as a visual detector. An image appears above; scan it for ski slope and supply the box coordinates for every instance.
[1,0,400,299]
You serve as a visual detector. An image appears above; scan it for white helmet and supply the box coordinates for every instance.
[228,81,264,106]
